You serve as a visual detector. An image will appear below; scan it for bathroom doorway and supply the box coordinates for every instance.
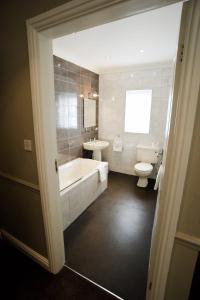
[52,4,182,299]
[27,0,200,299]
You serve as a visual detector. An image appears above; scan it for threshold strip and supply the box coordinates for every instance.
[64,264,124,300]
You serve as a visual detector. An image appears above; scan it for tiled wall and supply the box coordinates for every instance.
[99,63,174,176]
[54,55,99,164]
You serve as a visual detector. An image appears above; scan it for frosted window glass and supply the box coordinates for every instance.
[124,90,152,134]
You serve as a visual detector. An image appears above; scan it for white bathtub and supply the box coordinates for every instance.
[59,158,108,230]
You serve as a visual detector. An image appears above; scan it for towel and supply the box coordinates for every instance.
[113,136,123,152]
[97,164,107,182]
[154,164,164,190]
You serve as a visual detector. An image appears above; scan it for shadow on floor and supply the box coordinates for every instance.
[0,240,118,300]
[64,171,157,300]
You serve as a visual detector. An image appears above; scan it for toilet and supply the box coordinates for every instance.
[134,145,158,188]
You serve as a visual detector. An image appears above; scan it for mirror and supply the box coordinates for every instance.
[84,98,96,128]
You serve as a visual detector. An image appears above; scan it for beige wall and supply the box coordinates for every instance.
[177,90,200,237]
[0,178,47,256]
[0,0,71,256]
[165,89,200,299]
[165,241,198,300]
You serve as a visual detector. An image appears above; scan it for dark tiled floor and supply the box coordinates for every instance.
[0,240,118,300]
[64,172,157,300]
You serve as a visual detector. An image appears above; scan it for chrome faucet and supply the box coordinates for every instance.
[89,137,96,142]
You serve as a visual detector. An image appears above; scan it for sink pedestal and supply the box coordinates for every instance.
[93,149,102,161]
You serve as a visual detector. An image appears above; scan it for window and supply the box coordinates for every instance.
[124,90,152,134]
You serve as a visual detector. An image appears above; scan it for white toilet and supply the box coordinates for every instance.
[134,145,158,188]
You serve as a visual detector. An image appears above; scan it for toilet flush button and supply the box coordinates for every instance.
[24,139,32,152]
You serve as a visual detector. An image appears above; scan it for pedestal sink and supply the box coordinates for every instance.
[83,140,109,161]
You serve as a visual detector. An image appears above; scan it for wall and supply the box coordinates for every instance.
[0,0,72,257]
[165,90,200,300]
[165,240,198,300]
[99,64,173,175]
[54,55,99,165]
[0,178,47,256]
[177,92,200,237]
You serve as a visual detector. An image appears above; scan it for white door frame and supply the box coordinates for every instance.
[147,1,200,299]
[26,0,200,298]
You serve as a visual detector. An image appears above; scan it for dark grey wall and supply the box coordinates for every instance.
[54,55,99,164]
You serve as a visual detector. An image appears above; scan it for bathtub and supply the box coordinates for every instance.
[59,158,108,230]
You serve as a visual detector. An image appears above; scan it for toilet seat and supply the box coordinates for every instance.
[134,162,153,188]
[134,162,153,174]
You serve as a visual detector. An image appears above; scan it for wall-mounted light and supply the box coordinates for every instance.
[79,94,84,98]
[88,91,98,99]
[92,92,98,98]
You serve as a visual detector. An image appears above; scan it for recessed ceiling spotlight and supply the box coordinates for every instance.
[106,55,110,60]
[130,73,134,78]
[140,49,144,53]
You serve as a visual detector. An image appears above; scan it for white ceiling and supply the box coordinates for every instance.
[53,3,182,74]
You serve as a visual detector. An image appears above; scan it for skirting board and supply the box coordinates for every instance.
[1,229,50,271]
[0,171,39,191]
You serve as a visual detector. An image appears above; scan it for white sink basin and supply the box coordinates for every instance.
[83,140,109,151]
[83,140,109,161]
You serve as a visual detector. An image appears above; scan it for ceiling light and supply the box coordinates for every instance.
[130,73,134,78]
[140,49,144,53]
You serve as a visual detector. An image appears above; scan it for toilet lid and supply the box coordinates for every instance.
[135,162,153,172]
